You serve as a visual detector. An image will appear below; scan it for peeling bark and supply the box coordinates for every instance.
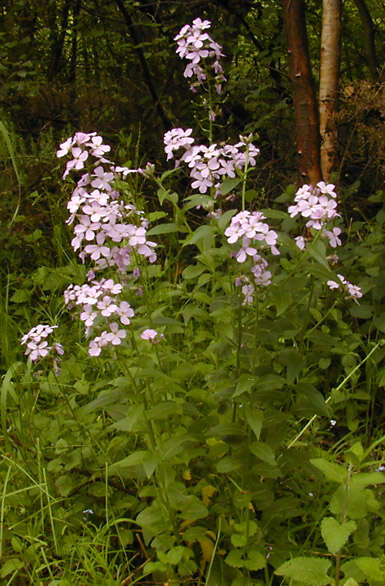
[319,0,341,181]
[282,0,321,185]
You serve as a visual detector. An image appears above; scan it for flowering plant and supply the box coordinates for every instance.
[17,18,383,586]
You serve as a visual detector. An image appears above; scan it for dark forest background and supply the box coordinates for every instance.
[1,0,384,273]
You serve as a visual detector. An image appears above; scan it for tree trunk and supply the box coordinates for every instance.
[353,0,378,80]
[114,0,171,130]
[282,0,322,185]
[319,0,341,181]
[47,0,71,81]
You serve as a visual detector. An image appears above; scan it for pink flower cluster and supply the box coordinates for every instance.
[56,133,159,356]
[174,18,226,94]
[289,183,362,300]
[225,211,279,258]
[225,211,279,305]
[327,274,363,300]
[164,128,259,195]
[21,325,64,363]
[288,182,341,248]
[57,132,156,273]
[64,277,134,356]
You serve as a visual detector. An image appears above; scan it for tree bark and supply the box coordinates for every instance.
[353,0,378,80]
[47,0,71,81]
[282,0,322,184]
[319,0,341,181]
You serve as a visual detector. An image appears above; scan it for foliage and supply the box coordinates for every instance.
[1,9,385,586]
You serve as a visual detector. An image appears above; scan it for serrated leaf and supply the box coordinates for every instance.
[275,557,332,585]
[244,550,266,571]
[321,517,356,554]
[354,557,385,581]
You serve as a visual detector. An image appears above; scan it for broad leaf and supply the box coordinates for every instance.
[275,557,332,585]
[321,517,356,554]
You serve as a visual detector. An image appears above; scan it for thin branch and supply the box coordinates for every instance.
[114,0,171,130]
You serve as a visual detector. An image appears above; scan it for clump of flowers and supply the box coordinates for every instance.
[225,211,279,305]
[174,18,226,94]
[55,133,158,356]
[164,129,260,196]
[21,325,64,363]
[288,182,341,247]
[290,182,362,300]
[57,132,156,273]
[327,274,363,301]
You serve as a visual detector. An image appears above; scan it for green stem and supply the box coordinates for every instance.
[287,341,382,448]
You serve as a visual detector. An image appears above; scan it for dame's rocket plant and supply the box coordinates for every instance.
[22,17,361,361]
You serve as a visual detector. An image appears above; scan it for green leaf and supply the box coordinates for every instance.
[262,208,289,220]
[0,558,24,578]
[216,456,242,473]
[182,264,207,279]
[307,238,329,268]
[234,374,258,397]
[179,496,208,520]
[220,177,241,195]
[184,224,215,247]
[148,401,181,420]
[157,188,178,205]
[244,550,266,571]
[310,458,347,483]
[275,557,332,585]
[10,289,31,302]
[148,211,168,222]
[245,409,264,440]
[217,209,237,231]
[110,450,159,479]
[183,194,213,210]
[112,404,145,431]
[321,517,356,554]
[225,549,244,568]
[344,557,385,581]
[250,442,276,466]
[166,545,186,565]
[147,222,179,235]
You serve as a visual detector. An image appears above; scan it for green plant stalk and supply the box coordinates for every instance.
[205,516,221,585]
[241,149,250,212]
[287,340,382,448]
[0,120,22,227]
[335,464,353,586]
[0,464,11,558]
[42,467,58,556]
